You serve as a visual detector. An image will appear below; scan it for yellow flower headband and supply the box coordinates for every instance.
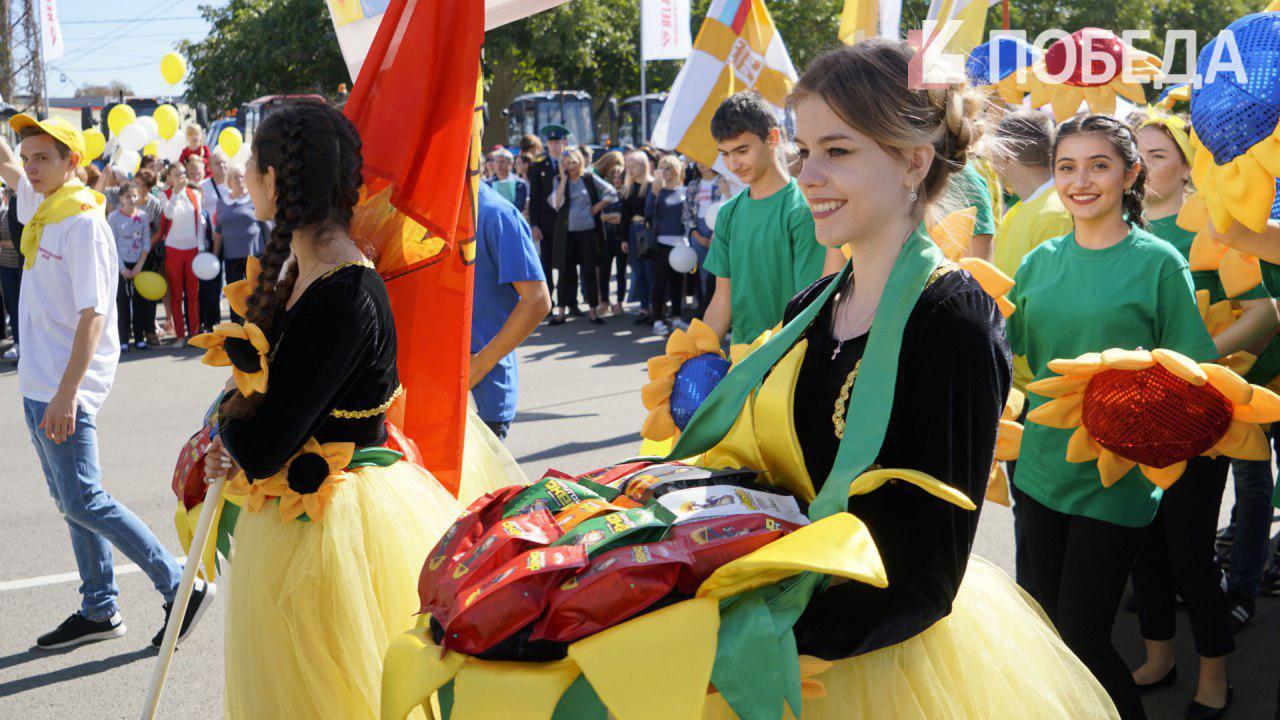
[1138,106,1195,166]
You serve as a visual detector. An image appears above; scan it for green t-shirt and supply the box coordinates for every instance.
[1005,227,1218,527]
[1147,215,1269,305]
[949,163,997,236]
[704,179,823,345]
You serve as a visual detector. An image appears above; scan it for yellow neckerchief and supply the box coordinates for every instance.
[1138,106,1195,166]
[20,179,105,269]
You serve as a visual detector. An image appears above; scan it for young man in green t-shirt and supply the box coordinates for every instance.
[702,92,824,345]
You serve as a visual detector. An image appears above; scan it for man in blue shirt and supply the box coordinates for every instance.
[470,182,551,440]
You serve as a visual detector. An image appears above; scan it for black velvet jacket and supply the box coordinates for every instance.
[785,269,1011,660]
[220,265,400,479]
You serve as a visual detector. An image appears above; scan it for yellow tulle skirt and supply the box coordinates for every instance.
[224,411,525,720]
[703,556,1119,720]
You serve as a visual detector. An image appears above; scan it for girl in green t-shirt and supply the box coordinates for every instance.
[1124,111,1271,715]
[1005,114,1218,720]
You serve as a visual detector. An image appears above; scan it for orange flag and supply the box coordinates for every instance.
[343,0,485,495]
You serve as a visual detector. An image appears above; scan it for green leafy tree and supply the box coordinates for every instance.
[180,0,348,113]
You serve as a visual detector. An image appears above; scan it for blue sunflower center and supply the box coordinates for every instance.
[1193,13,1280,165]
[287,452,330,494]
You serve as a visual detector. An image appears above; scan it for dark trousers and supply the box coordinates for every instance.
[1008,405,1035,594]
[224,257,248,323]
[199,270,223,331]
[1226,436,1277,597]
[649,243,684,320]
[1020,491,1147,720]
[1132,456,1234,658]
[557,230,599,309]
[0,264,20,344]
[116,274,157,345]
[538,223,556,309]
[598,226,627,306]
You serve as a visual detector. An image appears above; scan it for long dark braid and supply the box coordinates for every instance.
[1053,114,1148,229]
[222,100,365,419]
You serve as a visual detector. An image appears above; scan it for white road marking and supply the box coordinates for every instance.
[0,556,187,593]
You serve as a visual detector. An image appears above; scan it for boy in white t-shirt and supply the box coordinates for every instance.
[0,116,213,651]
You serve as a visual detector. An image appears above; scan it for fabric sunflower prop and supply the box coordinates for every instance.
[222,255,261,320]
[641,319,730,442]
[986,389,1025,507]
[1026,348,1280,488]
[228,439,355,523]
[927,207,1016,317]
[1019,28,1162,122]
[966,36,1041,106]
[1156,83,1190,111]
[1181,11,1280,235]
[188,321,271,397]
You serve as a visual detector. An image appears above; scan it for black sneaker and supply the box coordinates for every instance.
[151,579,217,648]
[36,612,126,650]
[1261,567,1280,597]
[1229,591,1255,633]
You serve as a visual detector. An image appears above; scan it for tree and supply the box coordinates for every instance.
[179,0,348,113]
[77,80,133,98]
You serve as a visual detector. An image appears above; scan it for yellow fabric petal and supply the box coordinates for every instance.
[1151,349,1208,385]
[1026,71,1053,108]
[641,376,676,411]
[1188,232,1227,271]
[929,207,977,259]
[321,441,357,472]
[232,369,255,397]
[1202,363,1253,406]
[243,322,270,354]
[1025,373,1091,399]
[995,419,1022,461]
[380,620,466,720]
[1234,385,1280,424]
[452,658,581,720]
[1065,424,1101,463]
[188,332,223,350]
[667,328,698,358]
[1225,155,1274,233]
[568,598,718,720]
[1213,420,1271,461]
[1220,249,1263,299]
[1112,78,1148,105]
[641,404,678,441]
[1047,352,1104,376]
[986,463,1011,507]
[1178,191,1209,232]
[249,367,269,395]
[278,492,306,522]
[1221,351,1257,378]
[687,319,723,355]
[215,321,248,339]
[1100,348,1154,370]
[1251,134,1280,178]
[1097,448,1138,487]
[996,295,1015,319]
[1204,298,1238,337]
[1005,389,1026,420]
[698,512,887,598]
[847,467,976,510]
[200,347,231,368]
[1140,461,1186,489]
[1083,85,1116,117]
[957,257,1015,296]
[1051,86,1082,122]
[647,354,684,382]
[1026,393,1084,429]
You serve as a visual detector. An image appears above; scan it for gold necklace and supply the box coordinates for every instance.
[832,358,861,440]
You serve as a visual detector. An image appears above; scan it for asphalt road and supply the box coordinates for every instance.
[0,310,1276,719]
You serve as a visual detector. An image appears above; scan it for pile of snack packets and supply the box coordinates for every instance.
[419,462,811,658]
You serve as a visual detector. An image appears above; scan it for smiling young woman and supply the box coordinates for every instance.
[1004,114,1219,720]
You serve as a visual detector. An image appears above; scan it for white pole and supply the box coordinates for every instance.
[139,477,225,720]
[639,0,647,145]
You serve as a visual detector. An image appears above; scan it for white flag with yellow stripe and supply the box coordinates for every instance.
[925,0,997,55]
[839,0,902,45]
[650,0,798,168]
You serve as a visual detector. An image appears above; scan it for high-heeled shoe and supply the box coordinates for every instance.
[1185,686,1232,720]
[1135,665,1177,694]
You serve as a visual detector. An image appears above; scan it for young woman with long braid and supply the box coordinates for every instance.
[199,101,464,719]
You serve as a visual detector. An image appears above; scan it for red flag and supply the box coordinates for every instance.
[343,0,485,495]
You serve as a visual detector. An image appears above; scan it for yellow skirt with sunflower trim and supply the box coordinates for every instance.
[224,413,527,720]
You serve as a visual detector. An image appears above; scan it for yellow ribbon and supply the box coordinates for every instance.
[20,179,105,269]
[1138,106,1195,166]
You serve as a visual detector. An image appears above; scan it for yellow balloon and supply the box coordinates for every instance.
[134,271,168,301]
[143,141,159,157]
[218,127,243,158]
[80,129,106,167]
[154,104,180,140]
[160,52,187,85]
[107,104,136,135]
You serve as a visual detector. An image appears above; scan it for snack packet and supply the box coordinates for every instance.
[553,498,630,532]
[657,485,809,526]
[533,540,693,643]
[416,486,526,614]
[502,476,622,518]
[610,464,761,505]
[551,504,676,556]
[420,509,561,616]
[666,514,802,593]
[440,546,588,655]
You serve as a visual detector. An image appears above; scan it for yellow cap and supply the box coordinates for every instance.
[8,114,86,159]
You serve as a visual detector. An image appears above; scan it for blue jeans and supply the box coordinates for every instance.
[626,222,652,307]
[23,397,181,620]
[1227,434,1277,597]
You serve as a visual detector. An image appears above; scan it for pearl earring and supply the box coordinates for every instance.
[908,188,918,202]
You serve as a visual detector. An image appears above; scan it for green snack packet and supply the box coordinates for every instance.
[551,503,676,556]
[502,474,622,519]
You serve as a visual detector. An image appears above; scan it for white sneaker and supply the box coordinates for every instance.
[653,320,671,336]
[670,318,690,331]
[2,344,17,360]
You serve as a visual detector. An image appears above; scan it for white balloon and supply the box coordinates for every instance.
[158,133,185,163]
[116,123,148,153]
[115,150,141,174]
[193,252,222,281]
[705,200,724,233]
[669,244,698,274]
[135,116,160,141]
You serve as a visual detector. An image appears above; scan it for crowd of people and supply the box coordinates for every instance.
[0,122,267,360]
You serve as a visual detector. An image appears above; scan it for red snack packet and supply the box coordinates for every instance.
[575,461,658,487]
[441,545,589,654]
[553,498,628,532]
[420,507,561,616]
[666,514,801,594]
[533,540,693,643]
[416,485,527,614]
